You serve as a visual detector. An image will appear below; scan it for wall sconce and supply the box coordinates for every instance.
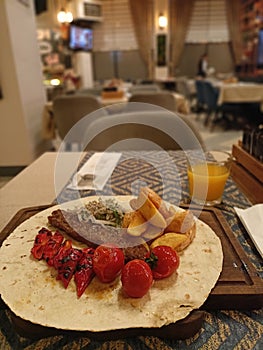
[158,13,167,29]
[57,7,73,23]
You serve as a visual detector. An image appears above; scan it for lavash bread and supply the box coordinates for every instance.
[0,196,223,332]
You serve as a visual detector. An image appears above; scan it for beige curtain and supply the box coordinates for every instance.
[169,0,195,76]
[129,0,154,79]
[225,0,243,65]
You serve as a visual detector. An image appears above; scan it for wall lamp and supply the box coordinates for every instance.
[57,7,73,23]
[158,13,167,29]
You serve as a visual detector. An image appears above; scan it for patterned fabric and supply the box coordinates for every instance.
[1,151,262,350]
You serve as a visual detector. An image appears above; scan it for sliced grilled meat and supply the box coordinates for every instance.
[48,209,148,261]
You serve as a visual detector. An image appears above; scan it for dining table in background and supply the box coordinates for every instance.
[100,91,190,114]
[0,151,262,350]
[99,95,129,106]
[216,81,263,107]
[155,77,177,91]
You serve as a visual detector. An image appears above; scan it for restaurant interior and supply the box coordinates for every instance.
[1,0,263,171]
[0,0,263,349]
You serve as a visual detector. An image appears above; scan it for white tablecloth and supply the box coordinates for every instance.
[217,82,263,106]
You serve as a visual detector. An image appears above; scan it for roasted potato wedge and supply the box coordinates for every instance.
[151,223,196,252]
[137,190,167,228]
[129,198,139,211]
[142,187,171,219]
[168,205,176,215]
[130,187,169,215]
[127,210,148,236]
[142,224,164,240]
[150,232,188,252]
[165,210,194,234]
[129,188,196,250]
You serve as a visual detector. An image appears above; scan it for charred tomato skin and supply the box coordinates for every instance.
[121,259,153,298]
[93,244,125,283]
[147,245,180,280]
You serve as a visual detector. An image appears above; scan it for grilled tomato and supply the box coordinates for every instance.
[93,244,125,283]
[121,259,153,298]
[146,245,180,279]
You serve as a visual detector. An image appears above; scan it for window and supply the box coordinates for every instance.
[93,0,137,51]
[186,0,229,43]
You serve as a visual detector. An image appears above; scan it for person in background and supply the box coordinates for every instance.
[197,53,208,78]
[63,69,80,93]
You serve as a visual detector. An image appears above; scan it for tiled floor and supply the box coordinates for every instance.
[185,113,243,152]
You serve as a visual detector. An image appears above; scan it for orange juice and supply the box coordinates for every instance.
[188,163,230,202]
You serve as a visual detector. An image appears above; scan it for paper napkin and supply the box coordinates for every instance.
[234,204,263,259]
[68,152,122,191]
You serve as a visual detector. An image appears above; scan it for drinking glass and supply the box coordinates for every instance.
[187,150,232,206]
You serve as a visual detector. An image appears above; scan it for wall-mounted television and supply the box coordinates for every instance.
[69,23,93,52]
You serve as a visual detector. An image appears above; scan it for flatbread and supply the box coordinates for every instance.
[0,196,223,331]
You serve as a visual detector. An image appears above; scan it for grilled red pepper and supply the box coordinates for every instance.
[31,227,52,260]
[74,247,95,298]
[42,231,64,266]
[31,229,97,295]
[53,239,72,270]
[56,248,83,288]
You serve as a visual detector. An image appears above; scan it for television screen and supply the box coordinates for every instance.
[69,25,93,52]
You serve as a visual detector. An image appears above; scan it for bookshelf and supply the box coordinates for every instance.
[239,0,263,75]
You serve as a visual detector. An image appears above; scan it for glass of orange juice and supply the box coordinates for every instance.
[187,150,232,206]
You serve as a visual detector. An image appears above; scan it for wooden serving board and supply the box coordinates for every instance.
[186,205,263,310]
[0,204,262,340]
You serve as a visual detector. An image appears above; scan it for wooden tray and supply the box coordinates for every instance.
[0,204,262,340]
[191,205,263,310]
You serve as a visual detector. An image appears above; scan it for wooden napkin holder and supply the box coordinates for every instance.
[231,142,263,203]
